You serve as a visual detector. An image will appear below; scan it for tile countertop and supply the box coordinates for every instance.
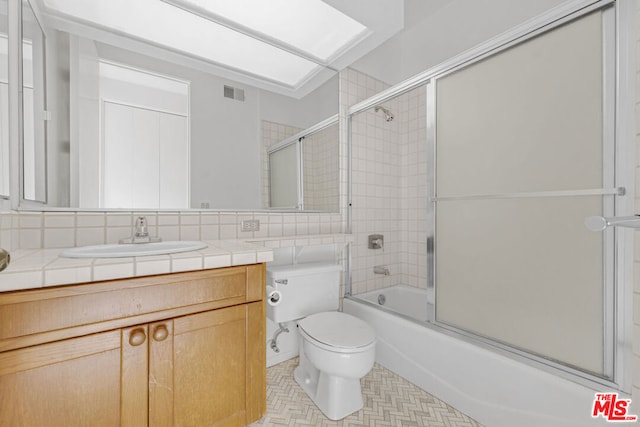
[0,234,353,293]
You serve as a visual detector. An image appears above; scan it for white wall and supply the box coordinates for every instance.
[351,0,570,85]
[260,75,338,130]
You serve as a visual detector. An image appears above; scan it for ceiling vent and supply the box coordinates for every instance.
[224,85,245,101]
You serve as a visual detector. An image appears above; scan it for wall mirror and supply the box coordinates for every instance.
[0,0,7,200]
[18,0,340,212]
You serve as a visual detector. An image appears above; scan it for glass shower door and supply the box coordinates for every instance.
[430,9,616,379]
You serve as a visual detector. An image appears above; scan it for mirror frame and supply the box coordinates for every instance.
[0,1,9,201]
[20,0,47,206]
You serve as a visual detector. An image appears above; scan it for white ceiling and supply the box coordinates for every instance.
[34,0,405,98]
[30,0,574,98]
[351,0,571,87]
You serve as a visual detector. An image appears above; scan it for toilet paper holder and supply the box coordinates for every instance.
[268,289,281,305]
[266,285,282,306]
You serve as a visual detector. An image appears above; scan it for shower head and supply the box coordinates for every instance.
[374,105,394,122]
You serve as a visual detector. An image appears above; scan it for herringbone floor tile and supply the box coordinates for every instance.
[250,358,483,427]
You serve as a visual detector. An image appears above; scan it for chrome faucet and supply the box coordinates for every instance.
[119,216,162,244]
[135,216,149,239]
[374,265,390,276]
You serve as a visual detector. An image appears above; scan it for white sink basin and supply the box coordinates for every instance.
[60,241,208,258]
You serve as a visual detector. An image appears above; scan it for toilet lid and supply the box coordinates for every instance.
[298,312,375,349]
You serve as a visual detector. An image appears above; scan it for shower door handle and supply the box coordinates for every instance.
[584,215,640,231]
[426,236,434,254]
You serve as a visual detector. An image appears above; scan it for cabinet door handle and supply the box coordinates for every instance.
[129,328,147,346]
[152,324,169,342]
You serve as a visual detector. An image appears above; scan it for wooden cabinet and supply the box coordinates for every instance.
[0,264,266,427]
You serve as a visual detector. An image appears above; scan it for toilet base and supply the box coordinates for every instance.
[294,356,364,420]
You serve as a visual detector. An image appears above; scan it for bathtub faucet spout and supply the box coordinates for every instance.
[374,265,390,276]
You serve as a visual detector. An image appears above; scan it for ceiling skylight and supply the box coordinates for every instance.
[43,0,321,86]
[169,0,368,61]
[41,0,404,97]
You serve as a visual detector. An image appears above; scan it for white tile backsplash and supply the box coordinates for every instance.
[200,225,219,240]
[0,209,348,253]
[180,213,200,225]
[19,212,43,228]
[19,229,42,249]
[179,225,200,241]
[44,213,75,228]
[156,213,178,225]
[219,224,237,239]
[158,226,180,241]
[106,227,133,244]
[200,212,219,225]
[77,213,106,227]
[76,227,106,246]
[106,213,132,227]
[44,228,75,248]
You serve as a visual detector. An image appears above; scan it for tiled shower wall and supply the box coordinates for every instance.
[398,87,428,289]
[302,123,339,212]
[343,68,428,295]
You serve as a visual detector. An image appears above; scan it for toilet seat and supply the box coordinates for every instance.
[298,312,376,354]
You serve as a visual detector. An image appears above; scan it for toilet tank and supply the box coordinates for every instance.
[266,262,341,323]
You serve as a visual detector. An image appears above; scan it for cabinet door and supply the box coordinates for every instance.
[0,327,149,426]
[150,305,248,427]
[0,330,122,426]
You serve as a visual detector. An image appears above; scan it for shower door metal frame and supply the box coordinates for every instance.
[427,9,626,385]
[346,0,633,392]
[267,114,338,210]
[427,3,621,389]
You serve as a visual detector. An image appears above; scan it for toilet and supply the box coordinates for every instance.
[266,262,376,420]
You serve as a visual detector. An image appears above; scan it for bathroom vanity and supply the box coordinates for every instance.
[0,263,266,426]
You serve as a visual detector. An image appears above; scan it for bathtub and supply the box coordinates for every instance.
[357,284,432,322]
[344,285,611,427]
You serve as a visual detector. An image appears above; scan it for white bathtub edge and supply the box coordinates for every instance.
[344,298,612,427]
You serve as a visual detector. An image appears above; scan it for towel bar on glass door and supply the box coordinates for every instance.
[584,215,640,231]
[431,187,625,202]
